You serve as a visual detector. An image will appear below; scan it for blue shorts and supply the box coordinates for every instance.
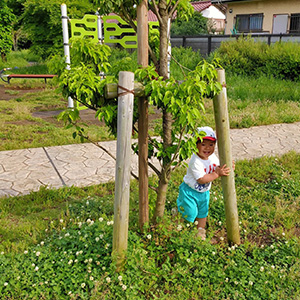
[177,182,210,222]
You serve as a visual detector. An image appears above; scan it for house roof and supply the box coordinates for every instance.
[211,0,251,3]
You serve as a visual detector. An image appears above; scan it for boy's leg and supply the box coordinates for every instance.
[195,217,207,240]
[195,217,206,229]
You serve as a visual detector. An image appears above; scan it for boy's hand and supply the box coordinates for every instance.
[215,164,231,177]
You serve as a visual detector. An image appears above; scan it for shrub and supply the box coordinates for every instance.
[213,37,300,81]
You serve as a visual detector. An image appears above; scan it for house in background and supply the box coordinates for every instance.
[211,0,300,35]
[190,1,226,33]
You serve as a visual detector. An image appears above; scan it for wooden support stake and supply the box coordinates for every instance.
[112,71,134,270]
[213,69,241,246]
[137,0,149,230]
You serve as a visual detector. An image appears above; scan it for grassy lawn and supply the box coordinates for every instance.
[1,74,300,151]
[1,50,300,299]
[0,152,299,299]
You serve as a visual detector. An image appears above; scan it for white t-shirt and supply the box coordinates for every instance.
[183,153,220,193]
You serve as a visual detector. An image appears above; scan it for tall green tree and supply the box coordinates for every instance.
[0,0,15,60]
[21,0,95,59]
[171,11,208,36]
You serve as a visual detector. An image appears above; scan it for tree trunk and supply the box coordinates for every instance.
[152,3,173,220]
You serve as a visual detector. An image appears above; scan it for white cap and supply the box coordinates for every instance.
[197,126,217,141]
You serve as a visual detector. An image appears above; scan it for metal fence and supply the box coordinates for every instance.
[170,33,300,56]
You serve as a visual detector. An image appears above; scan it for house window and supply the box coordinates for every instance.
[235,14,263,32]
[290,14,300,33]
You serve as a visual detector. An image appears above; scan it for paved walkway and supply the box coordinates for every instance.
[1,122,300,197]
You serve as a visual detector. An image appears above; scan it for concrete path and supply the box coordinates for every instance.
[1,122,300,197]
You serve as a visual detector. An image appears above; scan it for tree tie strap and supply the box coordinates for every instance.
[117,85,135,97]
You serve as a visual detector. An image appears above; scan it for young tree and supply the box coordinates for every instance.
[0,0,15,60]
[51,0,222,223]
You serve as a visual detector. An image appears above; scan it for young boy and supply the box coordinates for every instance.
[177,126,231,240]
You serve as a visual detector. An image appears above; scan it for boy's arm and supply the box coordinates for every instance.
[197,164,231,184]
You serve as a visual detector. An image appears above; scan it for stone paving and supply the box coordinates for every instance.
[1,122,300,197]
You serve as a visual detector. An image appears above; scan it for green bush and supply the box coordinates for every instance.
[213,37,300,81]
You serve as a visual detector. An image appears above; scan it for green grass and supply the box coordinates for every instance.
[0,152,299,299]
[1,73,300,151]
[0,89,113,151]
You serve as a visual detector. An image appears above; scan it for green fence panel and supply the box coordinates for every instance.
[70,14,98,43]
[103,15,159,48]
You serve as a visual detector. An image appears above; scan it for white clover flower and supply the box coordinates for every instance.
[68,260,73,265]
[81,283,86,288]
[86,201,89,205]
[249,281,253,286]
[65,233,70,237]
[35,266,39,271]
[88,258,93,263]
[261,244,265,248]
[186,258,190,263]
[78,222,82,228]
[68,291,72,295]
[4,282,8,286]
[147,234,152,240]
[106,277,111,283]
[74,259,78,263]
[234,281,238,285]
[99,217,104,222]
[282,232,285,236]
[218,221,222,226]
[24,250,28,254]
[95,237,100,242]
[194,221,198,226]
[99,234,104,239]
[225,278,229,282]
[60,219,64,223]
[212,252,216,255]
[270,245,274,249]
[102,266,106,270]
[271,265,275,269]
[89,276,94,281]
[40,241,44,246]
[177,225,183,231]
[118,275,123,281]
[32,263,35,267]
[220,237,224,241]
[89,220,94,226]
[122,285,127,290]
[260,267,265,272]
